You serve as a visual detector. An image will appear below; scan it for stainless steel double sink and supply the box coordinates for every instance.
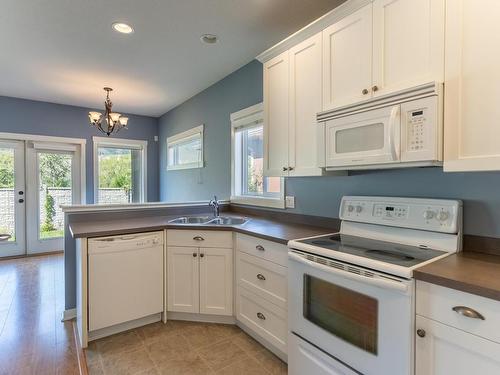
[168,216,248,226]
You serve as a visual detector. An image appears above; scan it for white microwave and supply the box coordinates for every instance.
[317,82,443,170]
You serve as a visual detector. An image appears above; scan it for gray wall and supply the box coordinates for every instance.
[0,95,159,202]
[158,61,264,202]
[159,60,500,238]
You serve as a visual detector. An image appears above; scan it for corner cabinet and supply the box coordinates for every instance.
[264,33,324,177]
[167,230,233,316]
[444,0,500,171]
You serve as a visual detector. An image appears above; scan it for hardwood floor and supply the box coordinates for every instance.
[0,254,80,375]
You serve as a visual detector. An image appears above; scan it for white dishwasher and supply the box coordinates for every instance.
[88,231,164,332]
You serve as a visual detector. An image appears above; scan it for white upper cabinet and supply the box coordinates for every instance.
[444,0,500,171]
[289,33,324,176]
[322,4,373,110]
[372,0,445,97]
[264,51,290,177]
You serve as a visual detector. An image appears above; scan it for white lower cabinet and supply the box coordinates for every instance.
[415,315,500,375]
[416,281,500,374]
[167,230,233,316]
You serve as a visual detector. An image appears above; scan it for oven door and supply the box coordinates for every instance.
[324,104,401,168]
[288,250,414,375]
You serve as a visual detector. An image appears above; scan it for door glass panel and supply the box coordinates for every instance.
[98,147,142,204]
[38,152,73,239]
[303,274,378,354]
[336,123,385,153]
[0,147,16,242]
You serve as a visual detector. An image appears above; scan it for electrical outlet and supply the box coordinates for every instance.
[285,196,295,209]
[154,135,159,142]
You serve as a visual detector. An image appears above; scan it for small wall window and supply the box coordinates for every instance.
[167,125,204,170]
[231,104,284,208]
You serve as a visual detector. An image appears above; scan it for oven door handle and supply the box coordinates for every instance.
[288,252,409,293]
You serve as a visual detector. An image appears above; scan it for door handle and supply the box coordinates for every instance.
[200,253,205,258]
[193,236,204,241]
[257,312,266,320]
[18,199,24,203]
[18,191,24,195]
[256,273,266,281]
[388,105,400,161]
[452,306,485,320]
[255,245,265,251]
[192,252,198,257]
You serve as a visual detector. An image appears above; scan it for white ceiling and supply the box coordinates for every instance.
[0,0,344,117]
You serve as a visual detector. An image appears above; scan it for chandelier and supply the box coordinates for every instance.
[88,87,129,136]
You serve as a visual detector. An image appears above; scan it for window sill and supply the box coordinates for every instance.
[230,195,285,209]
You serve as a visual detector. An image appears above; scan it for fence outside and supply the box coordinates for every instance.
[0,188,130,234]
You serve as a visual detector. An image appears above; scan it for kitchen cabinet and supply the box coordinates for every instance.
[167,230,233,316]
[372,0,444,97]
[416,281,500,375]
[444,0,500,171]
[322,3,373,110]
[323,0,444,111]
[415,315,500,375]
[264,33,324,177]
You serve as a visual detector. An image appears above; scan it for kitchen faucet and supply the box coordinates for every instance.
[209,195,220,217]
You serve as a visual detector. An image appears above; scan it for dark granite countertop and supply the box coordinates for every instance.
[414,252,500,302]
[69,212,336,245]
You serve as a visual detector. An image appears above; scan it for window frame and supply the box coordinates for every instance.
[166,125,204,171]
[230,103,285,209]
[92,136,148,204]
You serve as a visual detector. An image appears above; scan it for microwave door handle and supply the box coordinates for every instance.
[288,251,409,293]
[388,106,401,161]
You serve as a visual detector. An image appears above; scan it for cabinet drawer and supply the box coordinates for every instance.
[236,234,287,266]
[237,251,287,309]
[167,230,232,248]
[416,281,500,344]
[237,286,287,354]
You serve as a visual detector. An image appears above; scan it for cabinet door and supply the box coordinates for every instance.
[264,51,290,177]
[416,315,500,375]
[199,247,233,316]
[288,32,323,176]
[322,3,372,110]
[167,246,199,313]
[372,0,444,96]
[444,0,500,171]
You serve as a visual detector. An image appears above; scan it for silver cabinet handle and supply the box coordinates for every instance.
[256,273,266,281]
[257,312,266,320]
[452,306,485,320]
[416,329,426,338]
[256,245,265,251]
[193,236,204,241]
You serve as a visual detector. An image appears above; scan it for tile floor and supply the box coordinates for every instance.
[86,320,288,375]
[0,254,80,375]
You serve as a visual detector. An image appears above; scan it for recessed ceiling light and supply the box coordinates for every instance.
[112,22,134,34]
[200,34,218,44]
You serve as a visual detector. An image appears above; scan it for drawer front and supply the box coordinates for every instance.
[237,286,287,354]
[236,234,288,266]
[416,281,500,344]
[237,251,287,309]
[167,229,232,248]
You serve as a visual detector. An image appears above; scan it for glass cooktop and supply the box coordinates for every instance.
[297,233,447,268]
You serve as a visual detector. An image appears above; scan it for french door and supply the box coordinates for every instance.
[0,138,83,257]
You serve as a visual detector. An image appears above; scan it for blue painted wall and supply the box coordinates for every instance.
[158,60,500,238]
[0,95,159,202]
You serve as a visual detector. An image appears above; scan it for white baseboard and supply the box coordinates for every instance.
[88,313,162,342]
[62,308,76,321]
[167,311,236,325]
[237,321,288,363]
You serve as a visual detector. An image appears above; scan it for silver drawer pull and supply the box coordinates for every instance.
[193,236,205,241]
[256,273,266,281]
[257,312,266,320]
[256,245,265,251]
[452,306,485,320]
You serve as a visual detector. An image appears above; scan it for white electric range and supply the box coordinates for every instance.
[287,196,462,375]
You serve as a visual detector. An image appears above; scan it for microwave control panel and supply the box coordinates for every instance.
[407,109,427,151]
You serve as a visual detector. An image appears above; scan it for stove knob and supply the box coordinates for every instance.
[355,205,363,213]
[347,205,354,213]
[437,211,449,221]
[423,210,435,220]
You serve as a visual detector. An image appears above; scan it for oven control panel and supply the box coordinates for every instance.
[340,196,462,234]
